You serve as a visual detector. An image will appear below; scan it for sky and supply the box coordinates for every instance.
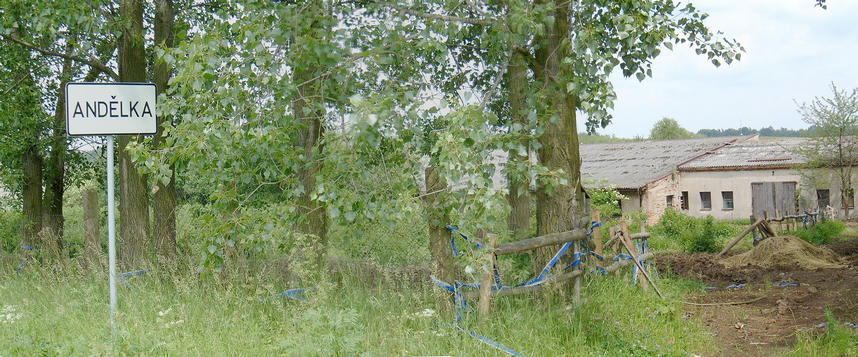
[587,0,858,138]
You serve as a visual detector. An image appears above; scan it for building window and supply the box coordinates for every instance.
[722,191,734,210]
[700,192,712,210]
[847,188,855,209]
[817,189,830,208]
[681,191,689,210]
[666,195,674,208]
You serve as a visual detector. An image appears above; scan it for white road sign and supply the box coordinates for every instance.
[66,82,157,135]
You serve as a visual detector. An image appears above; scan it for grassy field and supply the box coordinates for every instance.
[2,198,853,356]
[2,257,719,356]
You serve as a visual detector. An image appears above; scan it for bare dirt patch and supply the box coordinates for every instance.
[653,237,858,356]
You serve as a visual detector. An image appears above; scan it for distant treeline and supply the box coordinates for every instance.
[696,126,814,138]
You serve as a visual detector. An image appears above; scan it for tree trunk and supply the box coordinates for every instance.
[533,1,586,271]
[22,144,43,248]
[422,166,456,285]
[506,50,532,241]
[292,6,328,246]
[42,44,75,247]
[118,0,151,268]
[152,0,177,259]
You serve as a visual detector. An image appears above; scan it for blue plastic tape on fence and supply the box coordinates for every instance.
[15,256,30,277]
[774,282,799,287]
[277,287,315,302]
[520,241,571,287]
[454,324,525,357]
[493,257,502,289]
[589,251,605,261]
[591,221,602,228]
[562,252,582,271]
[613,254,634,261]
[446,226,482,257]
[726,283,746,289]
[118,269,148,278]
[431,276,456,292]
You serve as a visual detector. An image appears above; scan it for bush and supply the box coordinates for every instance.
[589,186,627,218]
[794,219,845,245]
[0,210,22,253]
[652,209,735,253]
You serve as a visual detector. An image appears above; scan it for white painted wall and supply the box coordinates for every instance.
[676,168,857,220]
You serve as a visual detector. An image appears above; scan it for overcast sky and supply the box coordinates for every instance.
[586,0,858,138]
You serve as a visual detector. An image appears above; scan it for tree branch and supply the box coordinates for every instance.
[380,2,495,26]
[1,34,119,80]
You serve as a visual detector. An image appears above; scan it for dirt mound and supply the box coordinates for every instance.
[652,252,760,283]
[827,237,858,266]
[721,235,843,269]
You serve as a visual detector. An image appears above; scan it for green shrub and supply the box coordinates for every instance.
[688,217,724,253]
[652,209,735,253]
[794,219,845,245]
[0,209,22,253]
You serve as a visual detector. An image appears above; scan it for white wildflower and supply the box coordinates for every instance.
[414,308,436,318]
[464,265,475,275]
[164,319,184,329]
[0,305,22,324]
[157,307,172,317]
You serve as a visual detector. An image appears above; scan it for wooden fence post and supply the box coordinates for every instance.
[479,231,498,318]
[622,221,647,293]
[83,187,102,270]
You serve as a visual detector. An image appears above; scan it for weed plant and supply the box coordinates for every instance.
[649,209,738,253]
[794,219,846,245]
[790,310,858,356]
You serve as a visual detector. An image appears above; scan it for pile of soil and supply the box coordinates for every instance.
[721,235,844,269]
[653,252,760,283]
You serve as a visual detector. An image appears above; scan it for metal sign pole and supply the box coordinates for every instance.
[65,82,156,332]
[107,135,117,331]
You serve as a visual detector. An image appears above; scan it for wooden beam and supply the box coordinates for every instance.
[617,225,664,299]
[494,229,588,255]
[465,270,583,298]
[718,219,763,257]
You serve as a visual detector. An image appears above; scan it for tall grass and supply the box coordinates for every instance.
[2,258,716,356]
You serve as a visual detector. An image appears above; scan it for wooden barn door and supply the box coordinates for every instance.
[752,182,797,218]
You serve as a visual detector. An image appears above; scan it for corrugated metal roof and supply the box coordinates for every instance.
[678,138,806,170]
[581,136,749,189]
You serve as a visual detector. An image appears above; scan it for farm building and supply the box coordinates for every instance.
[581,135,855,224]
